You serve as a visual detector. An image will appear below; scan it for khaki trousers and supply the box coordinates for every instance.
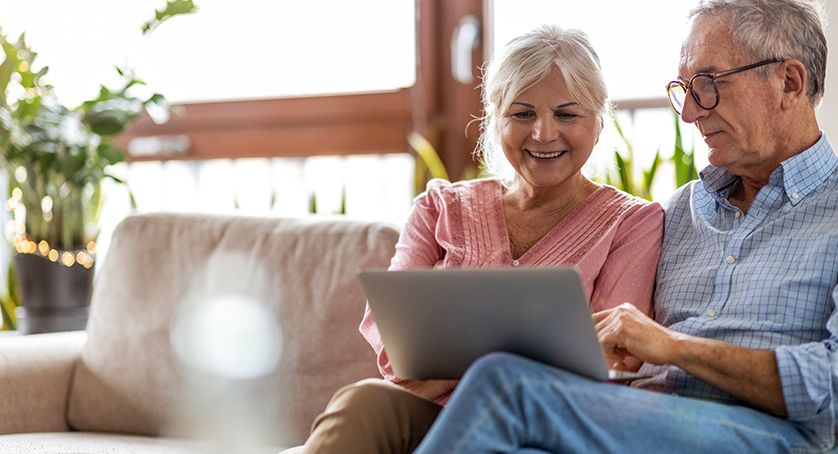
[302,379,443,454]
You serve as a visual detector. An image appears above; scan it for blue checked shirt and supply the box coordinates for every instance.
[635,133,838,446]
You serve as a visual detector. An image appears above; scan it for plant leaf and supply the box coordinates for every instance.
[97,143,126,166]
[672,111,699,187]
[408,131,449,181]
[614,148,631,194]
[641,147,662,201]
[142,0,197,35]
[144,93,170,124]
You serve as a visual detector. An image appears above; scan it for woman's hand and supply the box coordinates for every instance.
[399,379,459,401]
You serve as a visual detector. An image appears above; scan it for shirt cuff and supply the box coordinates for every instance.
[775,344,834,445]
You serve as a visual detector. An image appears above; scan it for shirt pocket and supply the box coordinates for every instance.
[743,236,838,325]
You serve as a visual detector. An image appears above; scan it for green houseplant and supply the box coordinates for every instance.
[0,0,196,332]
[601,110,699,201]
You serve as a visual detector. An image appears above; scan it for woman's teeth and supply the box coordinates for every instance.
[528,150,565,159]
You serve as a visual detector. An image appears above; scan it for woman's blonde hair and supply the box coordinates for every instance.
[476,24,609,182]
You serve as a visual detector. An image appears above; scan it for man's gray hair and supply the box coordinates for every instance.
[477,24,609,182]
[689,0,827,106]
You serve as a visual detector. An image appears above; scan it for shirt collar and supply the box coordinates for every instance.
[698,132,837,206]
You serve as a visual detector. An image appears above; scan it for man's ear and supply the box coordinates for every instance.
[781,59,808,109]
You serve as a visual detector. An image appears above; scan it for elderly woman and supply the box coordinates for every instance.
[299,24,663,454]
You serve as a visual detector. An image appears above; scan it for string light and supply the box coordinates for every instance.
[4,190,96,268]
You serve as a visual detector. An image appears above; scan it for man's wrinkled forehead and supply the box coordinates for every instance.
[677,14,738,80]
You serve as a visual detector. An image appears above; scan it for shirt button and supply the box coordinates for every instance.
[791,192,799,199]
[512,260,520,267]
[735,211,741,218]
[725,256,735,265]
[707,310,717,318]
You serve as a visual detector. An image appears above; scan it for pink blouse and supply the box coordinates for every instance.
[360,178,664,400]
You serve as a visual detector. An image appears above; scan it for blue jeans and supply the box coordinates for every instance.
[413,353,828,454]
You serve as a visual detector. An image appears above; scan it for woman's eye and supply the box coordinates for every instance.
[512,111,533,119]
[556,112,578,119]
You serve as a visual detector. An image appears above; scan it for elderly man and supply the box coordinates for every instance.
[411,0,838,453]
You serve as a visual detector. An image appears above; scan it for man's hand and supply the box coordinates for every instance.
[593,302,788,417]
[399,379,459,401]
[593,302,682,367]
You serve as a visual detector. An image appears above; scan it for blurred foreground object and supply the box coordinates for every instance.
[0,213,398,452]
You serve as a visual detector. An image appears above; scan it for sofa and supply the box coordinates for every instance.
[0,213,400,453]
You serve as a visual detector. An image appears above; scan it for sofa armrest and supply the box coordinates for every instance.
[0,331,86,434]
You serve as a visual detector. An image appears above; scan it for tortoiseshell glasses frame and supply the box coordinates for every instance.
[666,59,785,114]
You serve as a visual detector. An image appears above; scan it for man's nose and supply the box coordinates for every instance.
[679,89,711,124]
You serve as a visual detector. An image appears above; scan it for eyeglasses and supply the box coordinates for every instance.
[666,59,785,115]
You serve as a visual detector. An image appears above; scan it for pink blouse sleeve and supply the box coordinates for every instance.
[359,183,446,383]
[589,201,664,318]
[589,201,663,372]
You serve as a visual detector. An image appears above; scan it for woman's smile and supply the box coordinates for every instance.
[527,149,567,159]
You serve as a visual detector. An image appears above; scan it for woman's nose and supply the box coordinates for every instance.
[532,118,559,143]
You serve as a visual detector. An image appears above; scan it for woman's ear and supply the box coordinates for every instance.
[780,59,807,109]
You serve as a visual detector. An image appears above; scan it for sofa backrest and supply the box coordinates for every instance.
[66,213,398,446]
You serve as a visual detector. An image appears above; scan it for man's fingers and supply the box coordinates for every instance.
[592,310,611,323]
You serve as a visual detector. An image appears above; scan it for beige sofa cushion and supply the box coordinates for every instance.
[0,331,86,435]
[0,432,262,454]
[67,214,397,446]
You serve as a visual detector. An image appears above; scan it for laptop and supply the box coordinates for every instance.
[356,266,650,382]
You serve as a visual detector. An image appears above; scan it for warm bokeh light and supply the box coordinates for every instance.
[61,251,75,267]
[5,188,99,265]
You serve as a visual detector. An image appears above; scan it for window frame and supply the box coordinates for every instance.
[116,0,489,182]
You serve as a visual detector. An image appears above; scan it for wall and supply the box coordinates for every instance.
[817,0,838,145]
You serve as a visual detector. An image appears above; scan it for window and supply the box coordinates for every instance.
[493,0,710,200]
[3,0,727,237]
[1,0,438,262]
[493,0,690,100]
[1,0,416,105]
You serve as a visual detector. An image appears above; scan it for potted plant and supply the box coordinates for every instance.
[0,0,196,333]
